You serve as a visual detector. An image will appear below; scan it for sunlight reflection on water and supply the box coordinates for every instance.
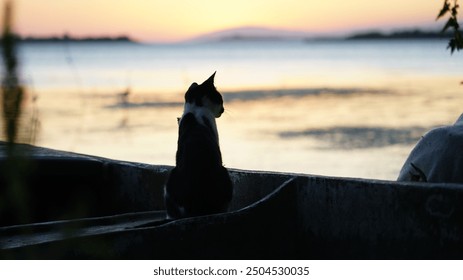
[13,41,463,180]
[30,78,463,180]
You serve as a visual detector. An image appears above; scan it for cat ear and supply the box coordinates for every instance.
[202,71,216,86]
[188,82,199,91]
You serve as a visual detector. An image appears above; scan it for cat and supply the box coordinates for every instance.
[164,72,233,219]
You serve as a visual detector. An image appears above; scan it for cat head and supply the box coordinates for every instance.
[184,72,225,118]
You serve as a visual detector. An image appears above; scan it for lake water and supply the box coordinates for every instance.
[8,39,463,180]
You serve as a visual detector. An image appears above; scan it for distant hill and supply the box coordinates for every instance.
[188,26,316,42]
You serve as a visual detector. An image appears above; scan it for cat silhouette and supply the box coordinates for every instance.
[164,72,233,219]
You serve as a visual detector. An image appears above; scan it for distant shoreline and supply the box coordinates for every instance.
[8,28,452,44]
[12,35,135,43]
[345,30,452,40]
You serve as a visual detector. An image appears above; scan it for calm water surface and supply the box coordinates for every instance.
[8,39,463,180]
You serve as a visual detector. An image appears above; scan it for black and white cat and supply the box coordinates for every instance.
[164,72,233,219]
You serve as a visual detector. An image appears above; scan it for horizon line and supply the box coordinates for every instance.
[14,24,444,44]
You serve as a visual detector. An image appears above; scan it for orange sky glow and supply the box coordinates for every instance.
[10,0,444,42]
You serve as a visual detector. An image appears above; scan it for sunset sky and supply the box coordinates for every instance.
[11,0,444,42]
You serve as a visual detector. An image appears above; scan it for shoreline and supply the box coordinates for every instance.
[12,35,136,44]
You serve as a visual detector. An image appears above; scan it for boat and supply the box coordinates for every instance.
[0,142,462,259]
